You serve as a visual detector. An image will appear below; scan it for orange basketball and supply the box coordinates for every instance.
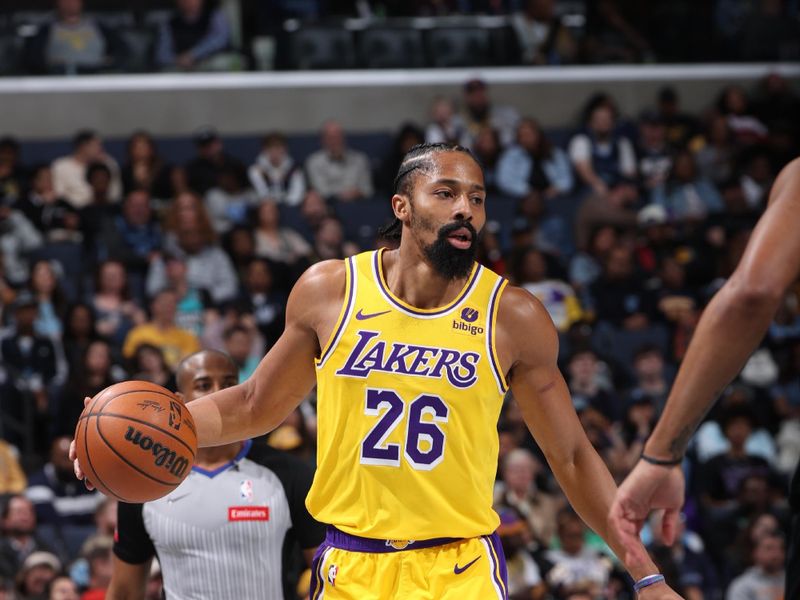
[74,380,197,503]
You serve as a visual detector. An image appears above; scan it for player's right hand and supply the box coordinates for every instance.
[70,396,95,491]
[608,459,685,567]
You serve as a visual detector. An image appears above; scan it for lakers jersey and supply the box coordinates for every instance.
[307,248,509,540]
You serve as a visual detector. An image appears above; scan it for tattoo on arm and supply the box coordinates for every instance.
[668,425,694,459]
[666,393,722,458]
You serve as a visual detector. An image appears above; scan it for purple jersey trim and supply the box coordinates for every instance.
[317,256,356,367]
[325,526,461,553]
[487,531,509,598]
[486,277,509,394]
[373,248,481,317]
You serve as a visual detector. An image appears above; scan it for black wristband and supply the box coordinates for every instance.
[640,452,682,467]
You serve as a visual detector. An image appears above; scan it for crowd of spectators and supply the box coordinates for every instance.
[2,0,798,75]
[0,72,799,599]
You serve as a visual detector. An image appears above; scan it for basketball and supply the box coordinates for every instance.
[74,381,197,503]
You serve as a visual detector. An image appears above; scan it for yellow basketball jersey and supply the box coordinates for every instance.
[307,248,509,540]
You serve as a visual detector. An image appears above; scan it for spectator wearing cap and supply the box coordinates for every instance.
[14,551,61,600]
[247,132,306,207]
[184,127,244,197]
[305,121,374,202]
[636,111,673,192]
[656,87,700,148]
[156,0,233,71]
[497,118,574,199]
[0,496,59,579]
[651,149,723,222]
[22,0,125,75]
[0,292,63,449]
[51,130,122,210]
[460,78,520,149]
[0,195,43,288]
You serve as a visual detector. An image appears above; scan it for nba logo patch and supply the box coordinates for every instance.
[460,307,479,322]
[327,564,338,586]
[239,479,254,502]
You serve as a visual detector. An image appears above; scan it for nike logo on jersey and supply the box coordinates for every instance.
[454,556,480,575]
[167,493,191,504]
[355,309,391,320]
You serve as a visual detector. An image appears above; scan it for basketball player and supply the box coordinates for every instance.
[76,143,676,598]
[609,157,800,599]
[108,350,324,600]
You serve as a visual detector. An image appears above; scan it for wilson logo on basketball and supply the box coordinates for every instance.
[124,426,190,478]
[228,506,269,521]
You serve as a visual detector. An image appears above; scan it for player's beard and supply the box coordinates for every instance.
[410,210,479,280]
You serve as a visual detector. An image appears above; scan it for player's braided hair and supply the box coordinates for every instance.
[379,142,478,241]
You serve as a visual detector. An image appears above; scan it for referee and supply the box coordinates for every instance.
[108,350,324,600]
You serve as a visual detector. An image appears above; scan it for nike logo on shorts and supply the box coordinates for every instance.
[355,309,391,320]
[453,556,480,575]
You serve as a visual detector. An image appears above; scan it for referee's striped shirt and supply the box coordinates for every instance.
[114,440,324,600]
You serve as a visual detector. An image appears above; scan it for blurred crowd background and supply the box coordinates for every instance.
[0,1,799,599]
[0,0,797,74]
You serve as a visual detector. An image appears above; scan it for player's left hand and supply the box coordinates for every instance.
[608,459,685,567]
[69,396,95,490]
[637,581,684,599]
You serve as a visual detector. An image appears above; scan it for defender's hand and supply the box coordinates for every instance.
[70,396,95,491]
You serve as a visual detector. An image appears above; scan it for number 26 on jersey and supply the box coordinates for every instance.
[360,388,449,471]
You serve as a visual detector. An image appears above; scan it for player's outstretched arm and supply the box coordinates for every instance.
[646,157,800,461]
[610,156,800,565]
[188,260,346,447]
[498,288,679,598]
